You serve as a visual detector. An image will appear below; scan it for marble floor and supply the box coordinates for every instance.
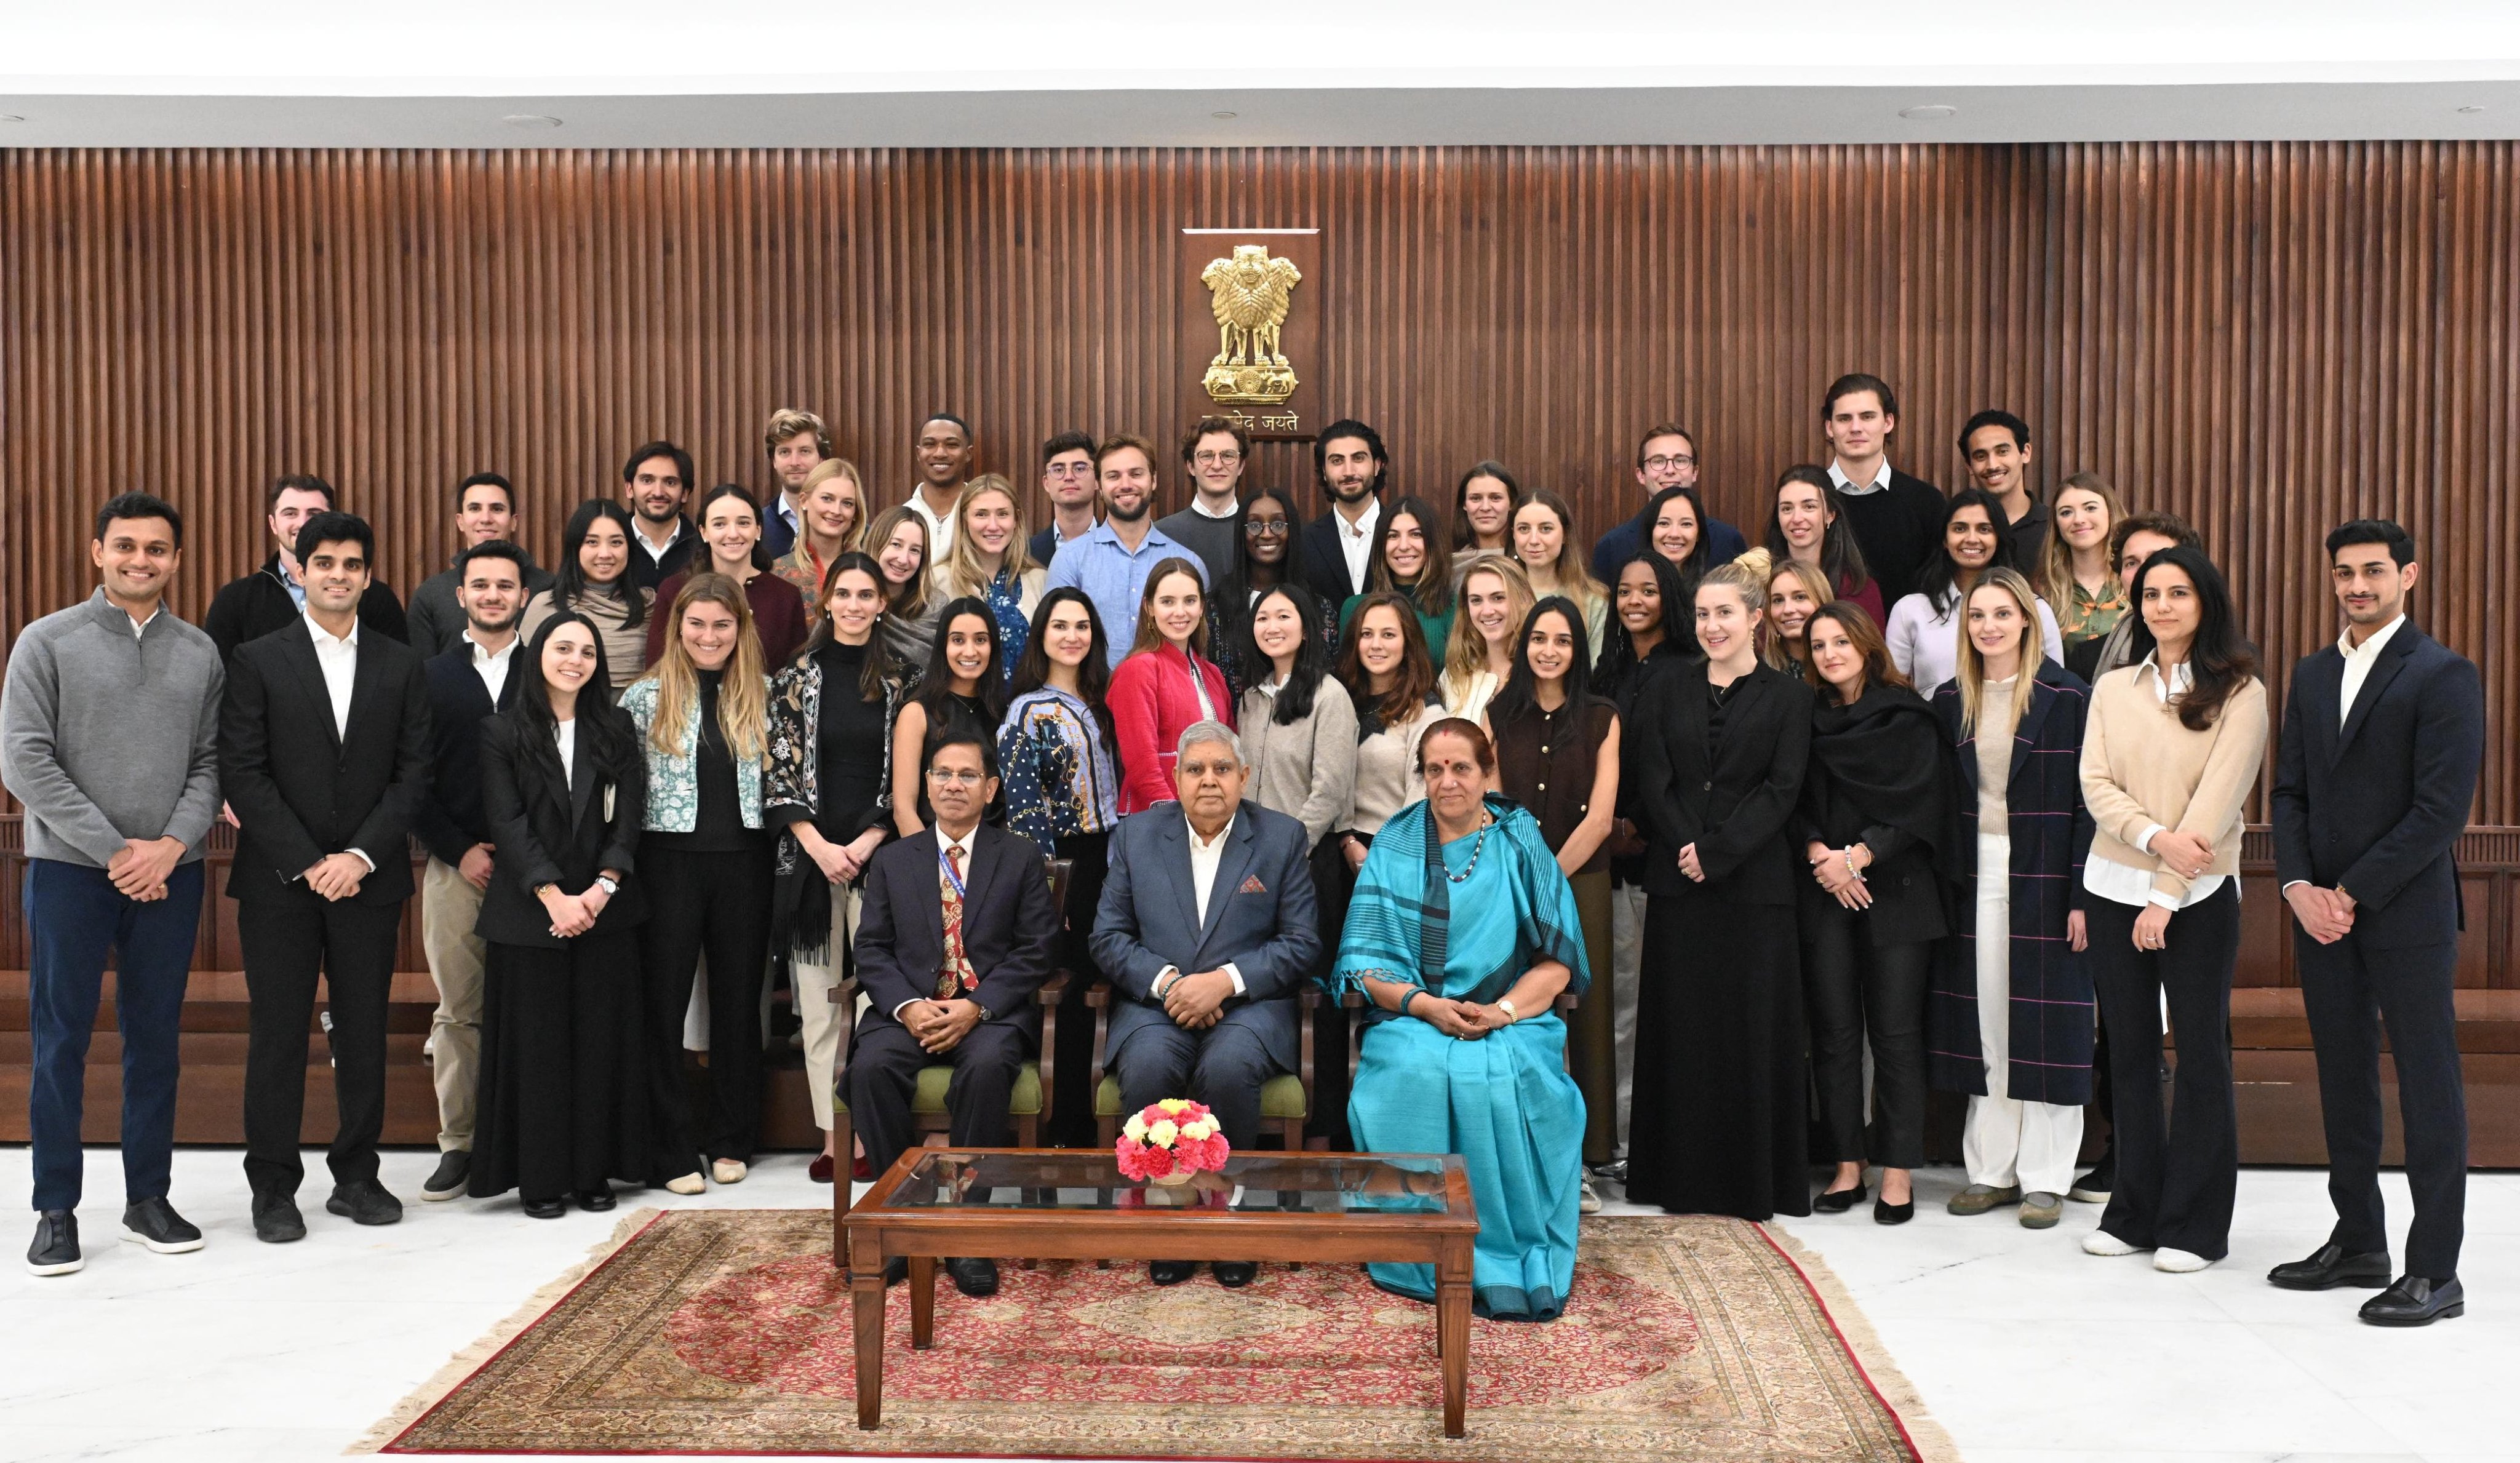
[1,1148,2511,1462]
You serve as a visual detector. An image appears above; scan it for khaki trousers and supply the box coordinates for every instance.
[788,888,866,1132]
[420,856,488,1152]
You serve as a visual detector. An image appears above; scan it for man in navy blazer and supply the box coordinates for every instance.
[1091,720,1319,1286]
[2269,519,2484,1326]
[847,725,1057,1294]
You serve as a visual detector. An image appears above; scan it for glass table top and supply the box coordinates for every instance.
[867,1149,1462,1217]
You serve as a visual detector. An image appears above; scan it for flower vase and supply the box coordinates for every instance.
[1147,1167,1197,1189]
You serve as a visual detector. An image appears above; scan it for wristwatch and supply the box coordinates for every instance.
[596,875,620,896]
[975,1002,996,1023]
[1496,998,1519,1023]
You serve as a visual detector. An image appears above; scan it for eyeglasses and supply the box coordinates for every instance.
[926,768,988,787]
[1193,450,1243,467]
[1243,520,1290,537]
[1643,454,1696,472]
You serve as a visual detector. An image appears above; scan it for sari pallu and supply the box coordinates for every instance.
[1331,795,1590,1321]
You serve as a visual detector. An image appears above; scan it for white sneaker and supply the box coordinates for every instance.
[2082,1229,2146,1256]
[1579,1178,1602,1214]
[2153,1247,2214,1273]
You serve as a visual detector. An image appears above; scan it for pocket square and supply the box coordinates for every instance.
[1238,874,1268,894]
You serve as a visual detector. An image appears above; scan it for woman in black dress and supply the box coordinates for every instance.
[468,612,650,1216]
[1626,561,1816,1220]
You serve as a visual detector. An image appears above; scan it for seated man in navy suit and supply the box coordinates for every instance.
[1091,720,1320,1289]
[847,723,1058,1297]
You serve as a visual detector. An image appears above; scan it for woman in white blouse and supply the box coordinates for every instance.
[1885,488,2061,695]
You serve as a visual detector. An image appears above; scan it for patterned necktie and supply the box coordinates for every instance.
[935,843,976,999]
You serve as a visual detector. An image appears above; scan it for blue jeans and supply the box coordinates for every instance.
[26,858,205,1212]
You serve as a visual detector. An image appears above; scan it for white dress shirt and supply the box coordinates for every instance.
[122,604,162,639]
[2336,614,2407,729]
[466,631,517,704]
[1157,815,1247,997]
[894,824,980,1019]
[1827,458,1894,497]
[2081,655,2230,911]
[634,517,686,568]
[554,717,577,784]
[1334,496,1382,596]
[305,613,375,873]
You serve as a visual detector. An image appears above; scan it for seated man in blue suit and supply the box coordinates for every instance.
[1091,720,1320,1290]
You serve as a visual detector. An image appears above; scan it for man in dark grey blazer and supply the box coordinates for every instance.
[1091,720,1320,1288]
[2268,519,2484,1326]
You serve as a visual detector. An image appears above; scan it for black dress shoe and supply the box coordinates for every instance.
[252,1194,306,1244]
[1212,1261,1259,1289]
[2361,1275,2463,1326]
[577,1188,617,1213]
[2267,1243,2394,1291]
[522,1197,567,1219]
[326,1179,404,1227]
[420,1151,471,1202]
[1149,1260,1198,1286]
[947,1256,1000,1298]
[26,1211,82,1275]
[121,1197,205,1254]
[1812,1182,1869,1214]
[1873,1197,1915,1226]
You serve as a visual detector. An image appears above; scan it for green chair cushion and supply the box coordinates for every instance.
[834,1062,1041,1117]
[1096,1072,1306,1121]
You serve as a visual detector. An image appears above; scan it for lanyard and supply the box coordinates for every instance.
[938,841,967,899]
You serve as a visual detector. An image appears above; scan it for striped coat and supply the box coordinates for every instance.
[1926,661,2099,1105]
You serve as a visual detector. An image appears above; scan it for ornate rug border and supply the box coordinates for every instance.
[1759,1226,1958,1463]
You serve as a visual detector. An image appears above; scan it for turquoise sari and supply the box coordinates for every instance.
[1330,794,1591,1321]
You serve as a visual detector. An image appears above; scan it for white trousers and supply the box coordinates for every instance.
[786,889,866,1132]
[1962,832,2083,1195]
[1609,880,1649,1155]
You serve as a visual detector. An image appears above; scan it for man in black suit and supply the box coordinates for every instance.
[847,725,1058,1297]
[2268,519,2484,1326]
[205,474,409,663]
[1091,722,1320,1288]
[1296,420,1388,614]
[218,512,433,1242]
[1819,374,1947,605]
[410,541,529,1203]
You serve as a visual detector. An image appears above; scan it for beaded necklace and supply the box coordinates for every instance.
[1442,812,1497,883]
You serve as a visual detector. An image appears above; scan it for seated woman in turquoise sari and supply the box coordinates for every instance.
[1331,716,1590,1321]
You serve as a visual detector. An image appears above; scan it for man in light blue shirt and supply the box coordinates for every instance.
[1046,433,1209,668]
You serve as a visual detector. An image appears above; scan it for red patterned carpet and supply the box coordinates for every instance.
[372,1210,1949,1461]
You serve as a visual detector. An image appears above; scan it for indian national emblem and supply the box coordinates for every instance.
[1200,243,1302,405]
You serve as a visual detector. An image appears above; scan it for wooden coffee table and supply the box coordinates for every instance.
[840,1147,1480,1437]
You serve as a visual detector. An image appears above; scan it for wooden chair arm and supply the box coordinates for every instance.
[1035,971,1067,1128]
[1554,991,1579,1013]
[1085,978,1113,1107]
[1036,971,1071,1006]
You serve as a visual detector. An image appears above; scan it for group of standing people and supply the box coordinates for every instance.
[4,383,2482,1329]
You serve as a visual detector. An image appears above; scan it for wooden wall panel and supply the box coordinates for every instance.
[4,143,2517,820]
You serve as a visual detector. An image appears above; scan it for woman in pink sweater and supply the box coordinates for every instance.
[1108,557,1234,814]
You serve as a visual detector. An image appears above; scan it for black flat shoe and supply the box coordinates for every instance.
[2361,1275,2463,1326]
[1212,1261,1259,1288]
[576,1189,616,1213]
[325,1179,404,1227]
[947,1256,1000,1298]
[2268,1243,2393,1291]
[1812,1182,1869,1214]
[1149,1260,1197,1286]
[252,1195,306,1244]
[1873,1197,1915,1226]
[522,1198,567,1219]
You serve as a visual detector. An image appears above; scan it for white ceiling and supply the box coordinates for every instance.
[3,0,2516,146]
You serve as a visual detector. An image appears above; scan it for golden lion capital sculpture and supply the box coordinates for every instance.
[1200,243,1301,405]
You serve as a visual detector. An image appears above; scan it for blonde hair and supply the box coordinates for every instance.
[1763,558,1836,670]
[940,472,1036,598]
[794,458,867,556]
[637,573,768,763]
[1953,565,2043,736]
[1510,489,1608,629]
[1699,559,1766,613]
[1441,557,1534,704]
[762,407,832,458]
[2038,471,2127,610]
[862,504,930,616]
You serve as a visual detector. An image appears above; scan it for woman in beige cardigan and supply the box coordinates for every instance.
[2076,544,2267,1274]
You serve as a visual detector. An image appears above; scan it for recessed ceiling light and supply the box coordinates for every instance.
[501,114,564,129]
[2458,104,2487,114]
[1212,111,1238,119]
[1899,105,1957,121]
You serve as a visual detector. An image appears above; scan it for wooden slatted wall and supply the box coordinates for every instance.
[3,143,2515,821]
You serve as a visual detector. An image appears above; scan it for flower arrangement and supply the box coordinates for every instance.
[1115,1098,1232,1185]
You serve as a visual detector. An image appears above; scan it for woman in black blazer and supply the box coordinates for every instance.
[1625,562,1816,1221]
[1795,602,1953,1226]
[468,612,651,1217]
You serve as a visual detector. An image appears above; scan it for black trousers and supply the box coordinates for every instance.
[2086,884,2241,1259]
[238,890,402,1198]
[1308,831,1360,1149]
[1114,1020,1282,1151]
[639,843,773,1176]
[847,1019,1030,1178]
[1047,830,1110,1148]
[1800,903,1931,1170]
[2299,933,2467,1278]
[469,931,647,1203]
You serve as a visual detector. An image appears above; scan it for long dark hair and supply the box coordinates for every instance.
[1370,495,1449,618]
[1595,551,1697,694]
[797,551,906,703]
[917,594,1010,728]
[1488,596,1603,727]
[1336,589,1438,730]
[1763,464,1873,596]
[1642,484,1715,588]
[1916,487,2021,614]
[508,611,640,797]
[556,499,648,629]
[1451,460,1519,550]
[2127,544,2259,732]
[695,482,776,573]
[1238,583,1334,726]
[1008,585,1119,753]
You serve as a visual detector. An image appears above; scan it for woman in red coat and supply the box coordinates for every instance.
[1107,556,1234,813]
